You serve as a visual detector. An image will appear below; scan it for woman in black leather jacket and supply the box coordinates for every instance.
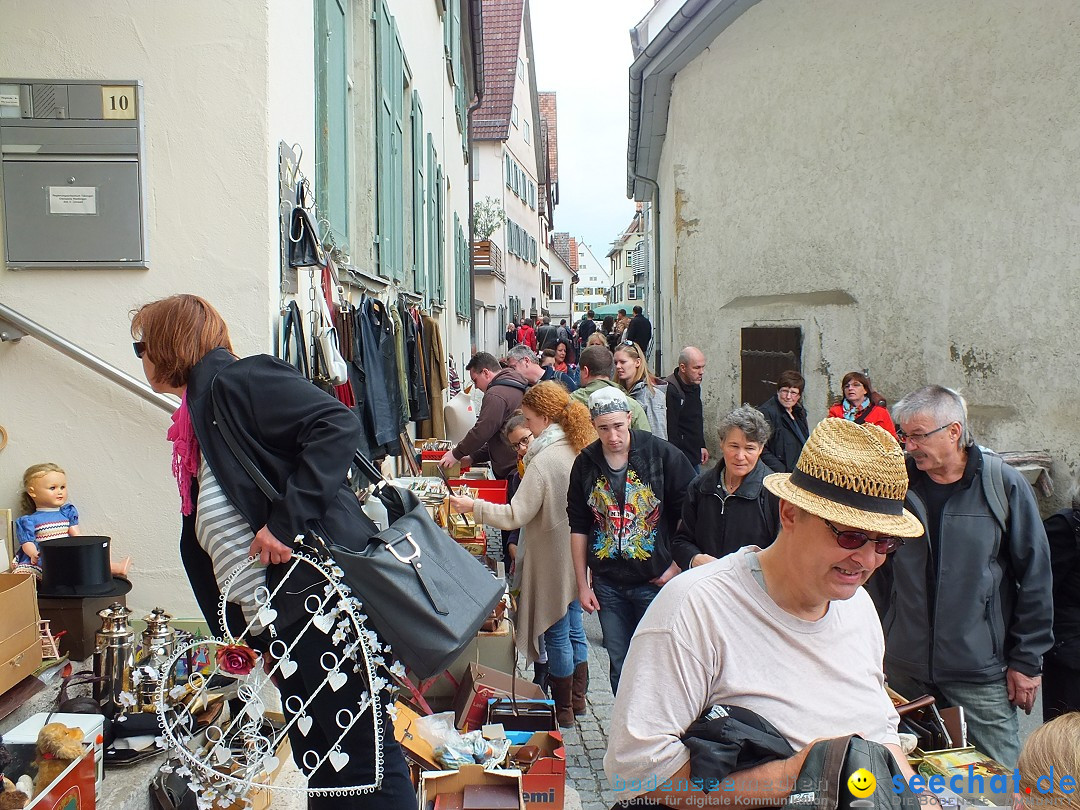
[132,294,414,808]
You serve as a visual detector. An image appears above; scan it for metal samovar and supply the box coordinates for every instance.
[93,601,136,717]
[138,606,177,710]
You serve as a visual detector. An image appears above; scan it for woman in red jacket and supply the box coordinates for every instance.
[828,371,898,439]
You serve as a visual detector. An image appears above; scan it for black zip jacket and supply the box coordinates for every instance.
[757,395,809,474]
[566,430,695,584]
[882,448,1054,682]
[1043,508,1080,668]
[671,460,779,571]
[181,349,377,632]
[665,371,706,466]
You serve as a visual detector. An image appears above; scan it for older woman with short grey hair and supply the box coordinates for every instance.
[672,404,780,571]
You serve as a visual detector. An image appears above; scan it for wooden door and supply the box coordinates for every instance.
[741,327,802,406]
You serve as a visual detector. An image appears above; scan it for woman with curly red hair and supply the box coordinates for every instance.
[450,381,596,728]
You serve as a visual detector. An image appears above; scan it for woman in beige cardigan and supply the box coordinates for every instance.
[450,381,596,728]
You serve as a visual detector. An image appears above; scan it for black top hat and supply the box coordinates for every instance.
[38,536,132,598]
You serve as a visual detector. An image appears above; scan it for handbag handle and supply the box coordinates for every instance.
[281,301,310,380]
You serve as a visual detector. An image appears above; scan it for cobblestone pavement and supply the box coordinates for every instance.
[559,608,615,810]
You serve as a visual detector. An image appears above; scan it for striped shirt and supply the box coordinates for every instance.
[195,461,265,626]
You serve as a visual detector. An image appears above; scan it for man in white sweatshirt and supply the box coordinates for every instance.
[605,418,931,807]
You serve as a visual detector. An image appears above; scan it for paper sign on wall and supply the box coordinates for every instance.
[48,186,97,215]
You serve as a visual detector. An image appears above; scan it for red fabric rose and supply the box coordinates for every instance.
[216,644,258,676]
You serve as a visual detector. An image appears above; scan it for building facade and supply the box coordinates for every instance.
[606,208,647,311]
[0,0,482,617]
[571,241,613,324]
[628,0,1080,504]
[471,0,546,352]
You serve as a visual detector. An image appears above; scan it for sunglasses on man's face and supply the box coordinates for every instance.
[822,518,905,555]
[133,341,147,359]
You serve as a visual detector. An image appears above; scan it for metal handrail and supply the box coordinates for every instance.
[0,301,178,413]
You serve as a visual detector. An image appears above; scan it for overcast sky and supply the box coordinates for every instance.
[529,0,653,257]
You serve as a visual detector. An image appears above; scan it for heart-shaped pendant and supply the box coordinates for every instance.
[262,756,280,775]
[328,670,348,692]
[212,744,230,765]
[278,656,298,679]
[297,714,313,736]
[257,605,278,627]
[328,749,350,772]
[313,611,335,634]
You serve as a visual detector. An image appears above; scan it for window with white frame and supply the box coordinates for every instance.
[523,121,530,144]
[511,104,519,127]
[517,57,524,79]
[551,282,564,301]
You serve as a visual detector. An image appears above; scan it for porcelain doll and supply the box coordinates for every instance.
[13,463,130,578]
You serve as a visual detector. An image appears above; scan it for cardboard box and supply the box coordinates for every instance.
[0,572,42,695]
[511,732,566,810]
[394,699,442,777]
[2,742,96,810]
[216,734,291,810]
[410,619,517,709]
[419,764,525,810]
[453,663,547,731]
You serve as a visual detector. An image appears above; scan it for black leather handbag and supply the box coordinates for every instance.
[287,179,324,268]
[780,735,921,810]
[211,396,505,679]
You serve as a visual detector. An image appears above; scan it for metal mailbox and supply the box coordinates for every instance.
[0,79,148,269]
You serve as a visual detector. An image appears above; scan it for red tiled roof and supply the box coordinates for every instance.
[474,0,525,141]
[537,92,558,183]
[568,236,579,272]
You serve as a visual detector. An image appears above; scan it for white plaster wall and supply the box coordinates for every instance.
[0,0,280,619]
[658,0,1080,503]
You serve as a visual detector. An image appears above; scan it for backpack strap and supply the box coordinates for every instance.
[981,451,1010,534]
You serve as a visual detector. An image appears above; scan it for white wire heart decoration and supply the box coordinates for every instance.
[155,550,402,804]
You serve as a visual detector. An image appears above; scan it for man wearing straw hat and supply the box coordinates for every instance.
[604,419,928,806]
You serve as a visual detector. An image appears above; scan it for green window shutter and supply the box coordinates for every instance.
[411,91,425,294]
[390,23,405,281]
[505,154,511,188]
[376,1,393,277]
[315,0,349,241]
[451,0,464,132]
[436,164,445,302]
[427,135,439,299]
[376,2,405,281]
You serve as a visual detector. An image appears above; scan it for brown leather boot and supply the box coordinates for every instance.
[571,661,589,716]
[549,675,576,729]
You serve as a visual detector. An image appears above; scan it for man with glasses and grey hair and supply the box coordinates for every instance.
[504,343,577,392]
[881,384,1053,768]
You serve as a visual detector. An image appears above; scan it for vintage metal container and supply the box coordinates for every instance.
[93,601,136,717]
[138,606,177,710]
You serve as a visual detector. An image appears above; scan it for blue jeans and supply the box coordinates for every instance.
[591,576,662,696]
[543,601,589,678]
[885,671,1020,768]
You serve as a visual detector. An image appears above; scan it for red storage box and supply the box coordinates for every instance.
[448,479,509,504]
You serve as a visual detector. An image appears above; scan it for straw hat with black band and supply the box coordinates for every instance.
[764,418,924,538]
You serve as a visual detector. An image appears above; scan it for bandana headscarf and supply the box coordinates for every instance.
[167,391,200,515]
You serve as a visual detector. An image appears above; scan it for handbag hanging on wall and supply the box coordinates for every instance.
[287,179,324,268]
[280,300,310,379]
[211,394,505,680]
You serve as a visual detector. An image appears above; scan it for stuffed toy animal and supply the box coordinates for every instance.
[33,723,84,797]
[0,777,29,810]
[0,741,28,810]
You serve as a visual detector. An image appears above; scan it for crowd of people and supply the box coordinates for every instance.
[130,294,1078,808]
[441,318,1077,807]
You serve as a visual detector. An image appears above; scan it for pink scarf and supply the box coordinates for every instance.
[167,391,200,515]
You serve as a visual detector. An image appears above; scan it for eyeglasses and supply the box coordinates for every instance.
[822,518,905,555]
[133,341,147,359]
[896,423,952,445]
[778,388,802,398]
[511,436,532,450]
